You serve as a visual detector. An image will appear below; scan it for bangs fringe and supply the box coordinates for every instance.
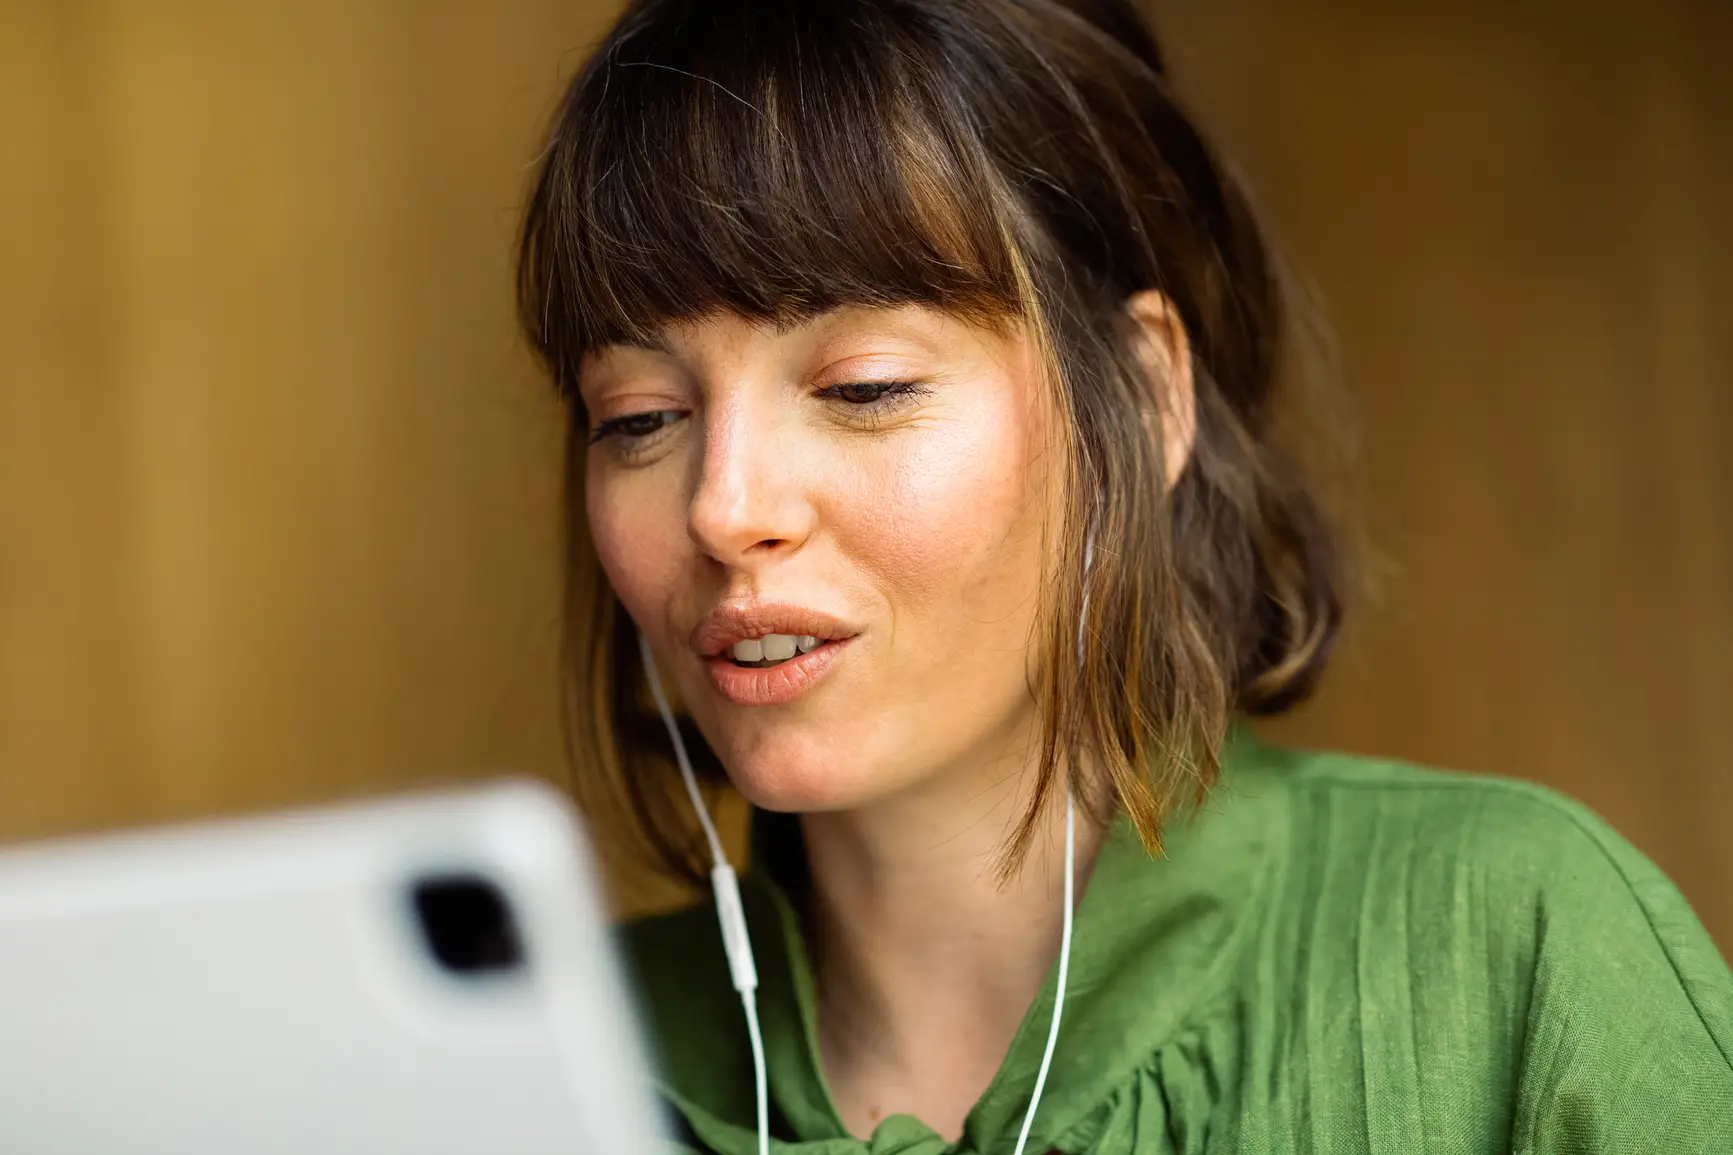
[521,1,1030,394]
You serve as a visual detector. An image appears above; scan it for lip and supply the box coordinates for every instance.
[704,637,853,707]
[690,601,860,708]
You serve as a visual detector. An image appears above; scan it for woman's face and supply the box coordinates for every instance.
[580,305,1061,814]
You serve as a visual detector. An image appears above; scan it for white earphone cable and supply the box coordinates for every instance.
[1010,784,1074,1155]
[639,631,727,867]
[1010,529,1092,1155]
[639,632,769,1155]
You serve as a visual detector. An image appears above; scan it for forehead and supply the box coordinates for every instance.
[585,305,1024,369]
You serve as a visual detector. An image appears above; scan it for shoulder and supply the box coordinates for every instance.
[621,898,725,973]
[618,900,745,1091]
[1224,744,1733,1146]
[1247,742,1733,1054]
[619,899,740,1051]
[1253,742,1710,928]
[617,888,779,1138]
[620,884,823,1148]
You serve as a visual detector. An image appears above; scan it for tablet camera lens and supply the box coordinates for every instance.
[410,874,525,977]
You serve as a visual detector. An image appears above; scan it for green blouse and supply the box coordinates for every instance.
[621,734,1733,1153]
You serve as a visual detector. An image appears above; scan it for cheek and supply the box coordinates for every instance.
[584,453,688,632]
[850,399,1053,626]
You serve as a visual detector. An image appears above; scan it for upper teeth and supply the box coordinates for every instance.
[731,634,821,662]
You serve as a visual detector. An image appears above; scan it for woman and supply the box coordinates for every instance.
[518,1,1733,1151]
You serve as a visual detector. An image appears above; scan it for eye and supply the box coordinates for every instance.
[816,380,930,408]
[589,410,685,444]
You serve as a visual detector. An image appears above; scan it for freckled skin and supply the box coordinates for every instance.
[580,306,1059,815]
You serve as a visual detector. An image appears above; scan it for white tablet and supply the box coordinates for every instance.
[0,779,666,1155]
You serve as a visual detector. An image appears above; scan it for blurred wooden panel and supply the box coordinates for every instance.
[3,0,1728,941]
[1158,0,1732,947]
[0,0,680,908]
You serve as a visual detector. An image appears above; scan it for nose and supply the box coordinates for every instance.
[686,400,816,569]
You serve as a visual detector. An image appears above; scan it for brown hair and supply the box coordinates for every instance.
[519,0,1349,884]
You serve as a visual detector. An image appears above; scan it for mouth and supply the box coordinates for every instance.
[702,636,851,707]
[691,603,858,708]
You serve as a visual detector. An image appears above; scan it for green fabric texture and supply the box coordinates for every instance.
[621,734,1733,1153]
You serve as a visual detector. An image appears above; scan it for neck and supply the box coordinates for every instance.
[798,752,1105,1141]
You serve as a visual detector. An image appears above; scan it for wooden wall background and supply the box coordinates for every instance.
[3,1,1728,944]
[1158,0,1732,950]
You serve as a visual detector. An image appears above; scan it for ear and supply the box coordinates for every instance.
[1123,289,1197,491]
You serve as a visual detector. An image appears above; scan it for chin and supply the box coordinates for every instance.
[710,727,901,814]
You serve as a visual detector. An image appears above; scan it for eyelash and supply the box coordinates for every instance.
[588,380,930,445]
[588,410,680,445]
[816,378,930,415]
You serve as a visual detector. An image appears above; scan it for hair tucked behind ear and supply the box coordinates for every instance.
[520,0,1355,884]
